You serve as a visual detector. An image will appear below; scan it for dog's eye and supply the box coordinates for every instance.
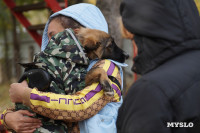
[96,42,101,46]
[112,39,115,44]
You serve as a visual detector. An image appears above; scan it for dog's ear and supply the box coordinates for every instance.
[106,42,111,48]
[105,37,114,48]
[96,42,101,47]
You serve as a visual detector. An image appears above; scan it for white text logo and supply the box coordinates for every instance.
[167,122,193,127]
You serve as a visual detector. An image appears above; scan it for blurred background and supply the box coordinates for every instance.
[0,0,200,112]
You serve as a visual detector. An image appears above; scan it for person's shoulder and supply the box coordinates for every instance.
[128,63,180,100]
[139,50,200,99]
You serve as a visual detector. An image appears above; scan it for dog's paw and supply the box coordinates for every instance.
[104,91,114,97]
[101,80,114,97]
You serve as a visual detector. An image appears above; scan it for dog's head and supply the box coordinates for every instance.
[75,28,129,63]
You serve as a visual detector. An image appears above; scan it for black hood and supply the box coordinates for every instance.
[120,0,200,74]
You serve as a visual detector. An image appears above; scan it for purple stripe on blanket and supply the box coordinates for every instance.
[1,114,3,120]
[85,84,101,101]
[30,93,50,103]
[84,62,116,101]
[107,62,115,76]
[112,84,121,98]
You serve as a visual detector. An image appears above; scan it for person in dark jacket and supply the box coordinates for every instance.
[117,0,200,133]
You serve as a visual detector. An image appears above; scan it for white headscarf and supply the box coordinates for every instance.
[41,3,108,51]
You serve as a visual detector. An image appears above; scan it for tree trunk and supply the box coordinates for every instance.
[1,21,11,83]
[12,15,21,80]
[96,0,123,48]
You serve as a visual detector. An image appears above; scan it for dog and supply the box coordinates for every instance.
[75,28,129,63]
[75,28,129,96]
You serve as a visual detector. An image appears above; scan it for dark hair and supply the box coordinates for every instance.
[50,15,84,29]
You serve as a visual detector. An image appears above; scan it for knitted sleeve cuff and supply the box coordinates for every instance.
[1,108,15,131]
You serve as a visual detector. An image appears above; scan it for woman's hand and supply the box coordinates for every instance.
[5,110,42,133]
[9,80,30,103]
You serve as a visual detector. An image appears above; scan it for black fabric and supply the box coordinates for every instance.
[117,0,200,132]
[120,0,200,74]
[117,51,200,133]
[108,75,121,90]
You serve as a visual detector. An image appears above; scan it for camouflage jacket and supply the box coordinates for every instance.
[35,28,89,95]
[16,29,89,133]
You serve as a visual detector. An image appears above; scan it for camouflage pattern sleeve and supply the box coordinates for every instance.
[26,60,122,122]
